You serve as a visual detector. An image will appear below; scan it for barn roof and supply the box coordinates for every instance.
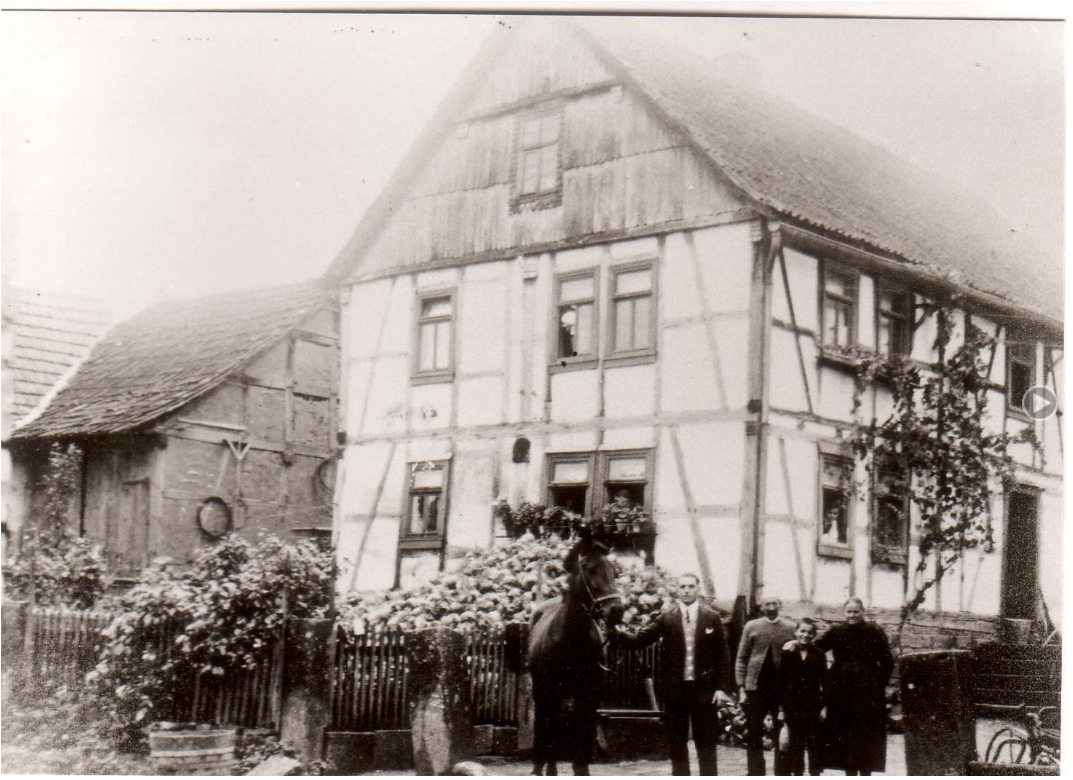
[3,286,112,428]
[327,19,1062,325]
[12,280,335,441]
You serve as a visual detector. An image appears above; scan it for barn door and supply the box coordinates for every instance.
[1001,486,1040,620]
[116,478,151,575]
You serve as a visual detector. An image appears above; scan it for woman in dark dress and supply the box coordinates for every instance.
[814,597,894,776]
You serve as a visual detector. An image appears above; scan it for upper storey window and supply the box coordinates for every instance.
[557,271,597,363]
[511,106,563,212]
[820,262,858,350]
[876,287,913,357]
[413,290,454,383]
[1007,340,1035,415]
[610,265,655,357]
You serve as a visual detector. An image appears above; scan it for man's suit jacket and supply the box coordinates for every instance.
[778,645,827,722]
[617,604,734,703]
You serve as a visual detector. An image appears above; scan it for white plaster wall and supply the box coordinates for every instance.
[690,223,754,315]
[775,248,818,330]
[604,364,656,419]
[550,370,600,421]
[447,447,497,550]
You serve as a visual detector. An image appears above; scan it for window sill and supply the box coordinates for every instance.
[510,191,562,214]
[605,352,657,369]
[549,357,598,374]
[1006,405,1031,422]
[817,349,859,373]
[412,371,454,386]
[399,536,445,551]
[817,543,853,560]
[872,548,907,566]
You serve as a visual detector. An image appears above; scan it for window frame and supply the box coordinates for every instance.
[607,260,658,365]
[550,267,600,372]
[544,449,655,517]
[399,459,450,549]
[599,448,655,514]
[412,288,456,385]
[875,283,914,358]
[510,103,564,213]
[818,260,860,355]
[817,448,854,559]
[545,452,598,517]
[1006,338,1036,419]
[871,465,910,565]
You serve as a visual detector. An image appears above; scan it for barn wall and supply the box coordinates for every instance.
[339,221,757,593]
[152,306,340,564]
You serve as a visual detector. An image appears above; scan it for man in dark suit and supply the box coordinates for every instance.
[614,573,734,775]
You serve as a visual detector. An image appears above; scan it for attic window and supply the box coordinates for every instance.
[511,106,563,212]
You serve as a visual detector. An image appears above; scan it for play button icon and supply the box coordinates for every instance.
[1022,386,1058,420]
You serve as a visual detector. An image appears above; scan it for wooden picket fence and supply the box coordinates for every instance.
[23,606,113,687]
[329,624,662,732]
[330,630,410,731]
[20,607,664,735]
[604,640,663,709]
[19,606,283,730]
[467,630,519,726]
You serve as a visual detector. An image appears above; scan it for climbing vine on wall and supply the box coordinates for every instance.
[846,306,1036,622]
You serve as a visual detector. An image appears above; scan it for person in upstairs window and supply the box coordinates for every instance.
[736,595,797,775]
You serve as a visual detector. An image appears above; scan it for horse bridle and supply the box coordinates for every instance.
[576,553,623,623]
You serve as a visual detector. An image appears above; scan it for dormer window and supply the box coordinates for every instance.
[511,106,563,212]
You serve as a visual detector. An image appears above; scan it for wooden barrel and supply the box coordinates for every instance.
[149,728,237,775]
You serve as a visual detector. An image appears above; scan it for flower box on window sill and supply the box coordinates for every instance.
[817,348,860,373]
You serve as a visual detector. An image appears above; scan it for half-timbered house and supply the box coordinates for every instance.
[326,19,1062,649]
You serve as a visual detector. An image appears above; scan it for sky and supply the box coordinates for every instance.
[1,8,1064,322]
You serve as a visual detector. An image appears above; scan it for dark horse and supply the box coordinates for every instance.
[527,531,624,776]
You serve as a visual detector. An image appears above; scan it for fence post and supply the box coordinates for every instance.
[1,601,29,679]
[280,617,333,765]
[900,650,977,775]
[407,627,474,775]
[506,622,534,755]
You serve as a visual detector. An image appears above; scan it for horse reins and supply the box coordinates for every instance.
[576,554,623,670]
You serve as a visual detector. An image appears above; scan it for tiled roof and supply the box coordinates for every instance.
[580,21,1063,323]
[3,286,112,428]
[12,280,335,440]
[327,20,1061,325]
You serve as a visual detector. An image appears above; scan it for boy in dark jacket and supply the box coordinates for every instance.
[779,618,827,776]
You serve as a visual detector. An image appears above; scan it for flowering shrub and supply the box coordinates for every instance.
[493,500,655,540]
[89,534,332,749]
[5,534,110,609]
[340,533,675,633]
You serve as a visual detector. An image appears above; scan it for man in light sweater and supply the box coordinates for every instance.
[736,595,797,775]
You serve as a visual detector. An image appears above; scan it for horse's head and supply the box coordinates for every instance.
[563,529,624,628]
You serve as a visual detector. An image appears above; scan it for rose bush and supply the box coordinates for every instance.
[339,533,676,633]
[89,534,332,749]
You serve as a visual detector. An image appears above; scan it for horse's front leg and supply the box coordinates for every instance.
[571,688,599,776]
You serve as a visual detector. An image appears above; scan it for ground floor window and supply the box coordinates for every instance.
[818,453,853,558]
[872,467,909,564]
[403,460,449,541]
[545,449,653,517]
